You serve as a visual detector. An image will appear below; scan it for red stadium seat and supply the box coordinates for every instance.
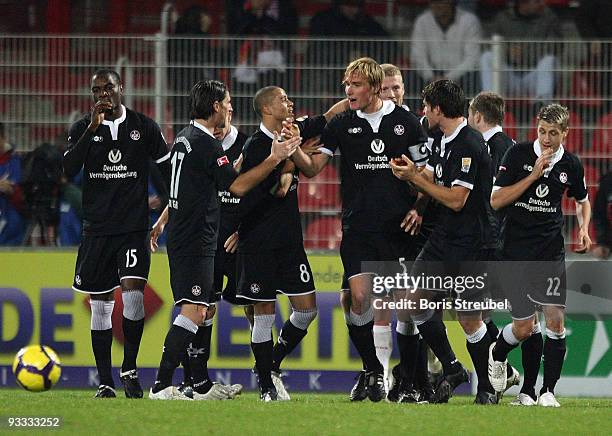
[591,113,612,156]
[503,111,518,140]
[298,164,341,212]
[304,216,342,250]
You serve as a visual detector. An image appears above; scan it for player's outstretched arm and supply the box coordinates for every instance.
[150,205,169,252]
[574,199,592,253]
[491,150,552,210]
[229,133,301,197]
[290,145,330,178]
[63,100,111,177]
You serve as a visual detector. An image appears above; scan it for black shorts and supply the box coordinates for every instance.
[72,231,150,294]
[411,232,488,307]
[498,256,567,320]
[169,255,215,306]
[340,230,421,280]
[214,248,250,306]
[236,245,315,302]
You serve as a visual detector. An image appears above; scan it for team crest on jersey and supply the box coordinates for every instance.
[393,124,405,136]
[536,183,549,198]
[93,135,103,142]
[559,172,568,183]
[370,139,385,154]
[108,149,122,163]
[348,127,362,134]
[75,275,82,286]
[435,163,443,179]
[461,157,471,173]
[130,130,141,141]
[217,156,229,166]
[191,285,201,296]
[523,164,534,172]
[250,283,261,294]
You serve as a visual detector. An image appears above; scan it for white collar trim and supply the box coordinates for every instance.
[101,104,127,141]
[260,122,275,140]
[191,120,215,138]
[440,119,467,156]
[483,125,503,142]
[356,99,395,119]
[222,125,239,151]
[533,139,564,176]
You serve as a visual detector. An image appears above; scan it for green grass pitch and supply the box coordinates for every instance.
[0,390,610,435]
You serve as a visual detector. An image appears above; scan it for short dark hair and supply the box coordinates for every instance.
[92,69,122,84]
[253,86,280,119]
[470,91,505,126]
[422,79,464,118]
[190,80,226,120]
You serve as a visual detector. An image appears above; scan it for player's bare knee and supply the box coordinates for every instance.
[543,306,565,333]
[458,318,482,336]
[512,319,535,341]
[254,301,275,315]
[91,291,115,302]
[206,304,216,320]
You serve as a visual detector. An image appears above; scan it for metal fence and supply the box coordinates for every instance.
[0,35,610,248]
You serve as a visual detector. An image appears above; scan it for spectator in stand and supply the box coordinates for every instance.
[234,0,297,36]
[0,123,25,245]
[309,0,388,37]
[308,0,390,93]
[593,172,612,260]
[168,5,217,137]
[410,0,482,97]
[575,0,612,109]
[480,0,560,103]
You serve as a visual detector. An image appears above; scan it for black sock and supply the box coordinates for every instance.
[272,320,307,373]
[396,332,419,385]
[485,319,500,342]
[181,350,191,385]
[416,318,458,375]
[189,324,213,393]
[415,338,430,391]
[466,335,494,393]
[348,322,383,373]
[541,336,566,395]
[347,324,365,370]
[520,333,543,400]
[252,340,274,390]
[492,333,519,362]
[121,317,144,373]
[91,329,114,388]
[154,325,195,391]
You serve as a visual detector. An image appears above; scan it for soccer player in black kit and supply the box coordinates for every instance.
[236,86,347,402]
[63,70,170,398]
[290,57,429,402]
[150,109,251,397]
[149,80,301,400]
[390,80,499,404]
[488,104,592,408]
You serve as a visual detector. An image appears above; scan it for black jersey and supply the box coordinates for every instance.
[217,126,248,237]
[166,121,238,257]
[494,141,588,258]
[426,120,496,244]
[320,100,428,233]
[483,127,515,245]
[238,115,326,252]
[484,128,515,180]
[65,106,170,236]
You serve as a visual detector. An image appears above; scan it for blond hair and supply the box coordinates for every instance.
[380,63,402,78]
[537,104,569,131]
[343,57,383,92]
